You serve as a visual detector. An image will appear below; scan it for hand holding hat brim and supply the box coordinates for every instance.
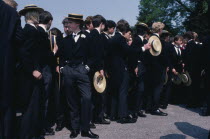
[148,36,162,56]
[93,72,106,93]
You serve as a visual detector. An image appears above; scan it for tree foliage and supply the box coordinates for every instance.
[137,0,210,36]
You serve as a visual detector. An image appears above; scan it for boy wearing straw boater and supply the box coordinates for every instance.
[18,4,46,139]
[58,13,99,139]
[144,22,168,116]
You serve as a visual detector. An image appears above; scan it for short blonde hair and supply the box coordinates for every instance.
[152,22,165,33]
[25,10,39,25]
[3,0,18,9]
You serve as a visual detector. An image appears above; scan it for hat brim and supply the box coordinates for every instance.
[148,36,162,56]
[19,7,44,16]
[65,17,84,21]
[172,74,182,85]
[93,72,106,93]
[181,71,192,86]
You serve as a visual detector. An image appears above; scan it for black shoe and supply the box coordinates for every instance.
[150,109,168,116]
[32,136,45,139]
[200,111,210,116]
[90,122,96,129]
[131,113,138,119]
[43,128,55,136]
[55,123,64,131]
[160,105,167,109]
[110,116,118,121]
[138,111,147,117]
[145,109,151,114]
[81,130,99,139]
[117,116,137,124]
[94,118,110,124]
[186,104,200,108]
[104,113,110,119]
[70,130,80,138]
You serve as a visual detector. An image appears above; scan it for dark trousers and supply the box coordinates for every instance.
[18,79,43,139]
[134,76,145,112]
[111,70,129,118]
[104,77,112,116]
[160,78,172,107]
[15,71,43,139]
[145,82,163,111]
[90,71,106,121]
[0,79,15,139]
[40,66,53,130]
[0,107,15,139]
[187,71,202,106]
[206,73,210,113]
[62,64,91,131]
[92,91,106,121]
[55,74,66,125]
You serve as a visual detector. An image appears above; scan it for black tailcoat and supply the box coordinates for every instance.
[0,1,23,138]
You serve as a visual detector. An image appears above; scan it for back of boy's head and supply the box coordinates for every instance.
[92,15,106,28]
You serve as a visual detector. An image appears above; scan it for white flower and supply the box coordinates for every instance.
[81,34,86,38]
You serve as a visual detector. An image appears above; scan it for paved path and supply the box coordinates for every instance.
[46,105,210,139]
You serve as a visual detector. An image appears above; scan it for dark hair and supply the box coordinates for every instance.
[183,31,193,40]
[85,16,93,25]
[39,11,53,24]
[92,15,106,28]
[116,19,130,33]
[104,20,116,31]
[49,27,62,37]
[174,35,183,42]
[136,26,148,36]
[160,33,170,40]
[62,18,70,25]
[126,28,133,33]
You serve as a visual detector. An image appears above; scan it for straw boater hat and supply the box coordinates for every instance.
[93,72,106,93]
[148,35,162,56]
[65,13,83,22]
[162,30,171,34]
[171,74,182,85]
[179,71,192,86]
[19,4,44,16]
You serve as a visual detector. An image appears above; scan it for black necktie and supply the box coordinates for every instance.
[73,34,76,39]
[177,47,181,56]
[175,45,181,56]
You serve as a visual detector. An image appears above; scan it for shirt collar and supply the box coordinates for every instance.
[154,33,159,37]
[63,33,67,38]
[86,30,90,33]
[138,35,144,41]
[95,28,101,34]
[72,30,81,36]
[118,32,123,36]
[39,24,47,32]
[27,23,37,29]
[103,32,110,39]
[188,39,193,42]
